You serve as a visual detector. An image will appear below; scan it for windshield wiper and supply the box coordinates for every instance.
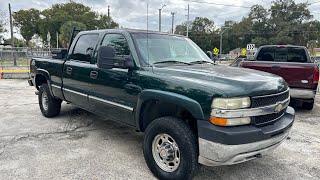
[189,60,214,65]
[153,60,191,65]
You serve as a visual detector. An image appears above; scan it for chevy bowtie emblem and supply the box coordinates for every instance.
[274,103,283,113]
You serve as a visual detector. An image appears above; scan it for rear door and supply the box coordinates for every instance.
[241,46,315,89]
[62,33,99,109]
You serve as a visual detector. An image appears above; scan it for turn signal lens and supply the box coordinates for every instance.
[210,117,227,126]
[210,117,251,126]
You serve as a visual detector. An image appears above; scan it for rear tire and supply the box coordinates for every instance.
[143,116,198,180]
[302,100,314,110]
[38,84,62,117]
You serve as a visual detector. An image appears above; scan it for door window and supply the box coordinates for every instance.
[70,34,99,62]
[101,34,131,58]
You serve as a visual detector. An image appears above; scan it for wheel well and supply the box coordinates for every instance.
[35,74,47,89]
[139,100,198,135]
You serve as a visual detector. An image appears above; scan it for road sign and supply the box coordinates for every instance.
[241,48,247,55]
[247,44,255,50]
[213,47,219,55]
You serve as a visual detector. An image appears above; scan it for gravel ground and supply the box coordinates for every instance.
[0,79,319,180]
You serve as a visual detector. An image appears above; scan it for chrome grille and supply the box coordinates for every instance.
[251,89,289,108]
[252,109,285,126]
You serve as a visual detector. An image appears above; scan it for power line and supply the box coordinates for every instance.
[184,0,251,8]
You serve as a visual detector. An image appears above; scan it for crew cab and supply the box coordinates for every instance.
[239,45,319,110]
[28,29,295,180]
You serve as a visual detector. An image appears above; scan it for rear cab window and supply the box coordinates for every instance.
[256,46,308,63]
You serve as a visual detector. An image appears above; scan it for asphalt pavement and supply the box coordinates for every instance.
[0,79,319,180]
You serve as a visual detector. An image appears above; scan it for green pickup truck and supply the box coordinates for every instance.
[28,29,295,180]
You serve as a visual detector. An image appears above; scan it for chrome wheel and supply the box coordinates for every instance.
[152,133,180,172]
[42,91,48,111]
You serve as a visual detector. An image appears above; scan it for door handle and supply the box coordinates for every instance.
[271,65,281,70]
[90,71,98,79]
[66,67,72,74]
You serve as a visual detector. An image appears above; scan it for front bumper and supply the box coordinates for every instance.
[198,106,295,166]
[290,88,316,99]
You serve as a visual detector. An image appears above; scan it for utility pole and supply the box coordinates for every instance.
[186,4,190,37]
[171,12,175,34]
[107,6,110,28]
[219,26,230,61]
[9,3,16,66]
[158,4,166,32]
[56,32,59,48]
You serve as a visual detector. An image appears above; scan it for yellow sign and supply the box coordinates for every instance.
[241,48,247,55]
[213,47,219,55]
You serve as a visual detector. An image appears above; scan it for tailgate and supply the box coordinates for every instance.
[241,61,317,89]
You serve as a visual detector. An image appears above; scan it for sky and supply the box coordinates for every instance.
[0,0,320,39]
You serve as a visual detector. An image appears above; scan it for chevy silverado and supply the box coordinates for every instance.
[29,29,295,180]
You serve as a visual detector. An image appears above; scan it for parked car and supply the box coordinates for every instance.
[239,45,319,110]
[28,29,295,180]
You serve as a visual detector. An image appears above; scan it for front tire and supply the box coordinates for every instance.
[38,84,62,117]
[143,117,198,180]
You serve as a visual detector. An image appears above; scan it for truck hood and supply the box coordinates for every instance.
[152,64,288,97]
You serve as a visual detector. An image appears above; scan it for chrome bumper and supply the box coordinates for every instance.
[198,107,294,166]
[199,131,289,166]
[290,88,316,99]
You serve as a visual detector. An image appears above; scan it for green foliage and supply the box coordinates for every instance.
[175,17,219,51]
[4,37,27,47]
[13,2,119,47]
[13,8,40,45]
[59,21,86,48]
[175,0,319,53]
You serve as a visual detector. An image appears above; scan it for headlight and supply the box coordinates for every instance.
[211,97,251,110]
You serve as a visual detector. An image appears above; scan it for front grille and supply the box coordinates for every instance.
[251,89,289,108]
[253,110,285,126]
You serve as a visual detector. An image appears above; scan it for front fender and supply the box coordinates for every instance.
[135,89,205,130]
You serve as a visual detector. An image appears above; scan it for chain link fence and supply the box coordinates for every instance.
[0,47,61,67]
[0,47,62,78]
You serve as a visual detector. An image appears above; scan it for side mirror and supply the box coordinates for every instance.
[206,51,213,60]
[97,46,134,69]
[311,57,315,61]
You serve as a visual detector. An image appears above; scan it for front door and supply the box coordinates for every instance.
[89,33,140,126]
[63,33,99,110]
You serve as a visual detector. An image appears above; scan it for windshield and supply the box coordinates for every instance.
[131,33,212,65]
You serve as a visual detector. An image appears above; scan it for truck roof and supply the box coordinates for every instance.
[260,45,306,49]
[78,28,186,37]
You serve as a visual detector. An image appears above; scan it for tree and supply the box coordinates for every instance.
[175,22,187,36]
[59,21,86,48]
[97,14,119,29]
[220,0,316,52]
[0,18,5,43]
[4,37,26,47]
[13,2,119,47]
[13,8,41,45]
[190,17,218,51]
[268,0,312,45]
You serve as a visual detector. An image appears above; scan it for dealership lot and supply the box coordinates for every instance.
[0,79,319,180]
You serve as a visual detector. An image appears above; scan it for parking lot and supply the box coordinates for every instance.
[0,79,319,180]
